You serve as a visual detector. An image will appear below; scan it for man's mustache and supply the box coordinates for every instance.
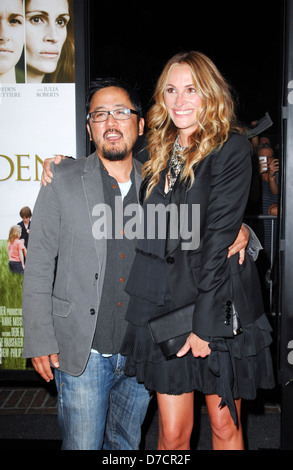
[103,129,123,139]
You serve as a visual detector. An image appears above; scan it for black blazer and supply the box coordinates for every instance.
[141,133,264,338]
[17,220,30,248]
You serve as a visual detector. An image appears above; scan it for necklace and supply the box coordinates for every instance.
[166,135,186,192]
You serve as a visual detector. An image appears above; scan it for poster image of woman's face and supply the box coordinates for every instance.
[25,0,70,83]
[0,0,24,83]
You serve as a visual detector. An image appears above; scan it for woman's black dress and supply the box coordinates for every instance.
[121,170,275,420]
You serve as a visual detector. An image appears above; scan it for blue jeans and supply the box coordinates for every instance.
[8,261,24,274]
[54,352,151,450]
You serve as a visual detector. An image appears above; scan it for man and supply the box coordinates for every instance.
[258,143,279,257]
[258,143,279,197]
[22,78,151,450]
[23,77,255,451]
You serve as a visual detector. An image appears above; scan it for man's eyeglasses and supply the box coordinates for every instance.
[87,108,139,123]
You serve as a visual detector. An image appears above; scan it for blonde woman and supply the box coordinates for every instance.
[8,225,26,274]
[121,52,275,450]
[25,0,74,83]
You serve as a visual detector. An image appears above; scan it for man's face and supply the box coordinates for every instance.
[258,147,274,174]
[87,86,144,162]
[259,147,273,163]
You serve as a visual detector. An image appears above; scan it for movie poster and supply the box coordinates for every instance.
[0,0,79,370]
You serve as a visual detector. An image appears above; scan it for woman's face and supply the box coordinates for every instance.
[0,0,24,75]
[25,0,69,79]
[164,64,202,145]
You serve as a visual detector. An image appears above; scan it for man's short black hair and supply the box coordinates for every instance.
[86,77,142,119]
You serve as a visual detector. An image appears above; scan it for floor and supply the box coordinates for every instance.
[0,383,58,415]
[0,381,282,450]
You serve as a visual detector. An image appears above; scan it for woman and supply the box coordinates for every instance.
[121,51,275,450]
[25,0,74,83]
[0,0,25,83]
[8,225,26,274]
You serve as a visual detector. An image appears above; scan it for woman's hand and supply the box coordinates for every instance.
[176,332,211,358]
[41,155,65,186]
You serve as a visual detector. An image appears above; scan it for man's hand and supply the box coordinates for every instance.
[268,159,279,177]
[41,155,65,186]
[268,203,278,216]
[227,224,250,265]
[31,354,59,382]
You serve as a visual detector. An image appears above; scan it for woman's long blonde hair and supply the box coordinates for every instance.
[143,51,242,198]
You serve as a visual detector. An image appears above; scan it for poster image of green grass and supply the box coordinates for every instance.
[0,240,28,370]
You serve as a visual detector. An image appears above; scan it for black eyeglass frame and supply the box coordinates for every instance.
[87,108,139,123]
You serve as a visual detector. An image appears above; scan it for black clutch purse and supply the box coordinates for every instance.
[148,304,194,360]
[148,298,242,361]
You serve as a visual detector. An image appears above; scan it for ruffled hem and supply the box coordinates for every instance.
[120,314,275,422]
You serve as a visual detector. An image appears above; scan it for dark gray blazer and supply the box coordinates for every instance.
[22,152,142,376]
